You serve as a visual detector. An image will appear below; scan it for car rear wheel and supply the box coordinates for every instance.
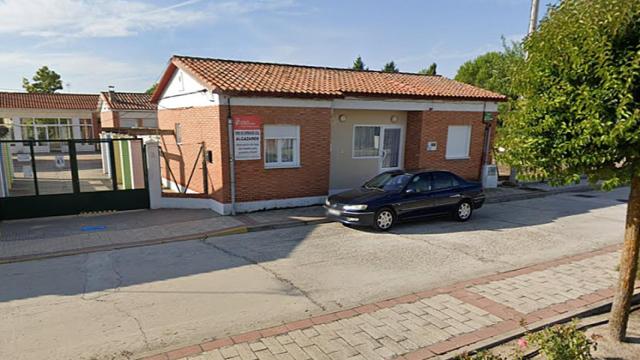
[454,201,473,222]
[374,208,395,231]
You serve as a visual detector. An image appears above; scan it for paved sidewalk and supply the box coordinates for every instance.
[141,244,635,360]
[0,206,326,263]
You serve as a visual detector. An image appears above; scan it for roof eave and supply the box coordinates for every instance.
[219,90,506,103]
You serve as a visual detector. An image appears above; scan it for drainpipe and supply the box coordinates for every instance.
[226,97,237,215]
[481,102,491,166]
[0,144,7,197]
[479,102,493,182]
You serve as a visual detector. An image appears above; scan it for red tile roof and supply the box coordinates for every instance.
[100,91,156,111]
[0,92,99,110]
[152,55,506,102]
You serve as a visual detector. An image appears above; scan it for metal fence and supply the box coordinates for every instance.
[0,139,149,219]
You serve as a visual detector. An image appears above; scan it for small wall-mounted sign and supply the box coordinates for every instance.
[233,115,262,161]
[483,112,494,122]
[426,141,438,151]
[16,153,31,162]
[55,154,66,168]
[22,165,33,178]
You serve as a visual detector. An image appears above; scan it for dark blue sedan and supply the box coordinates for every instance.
[324,170,485,231]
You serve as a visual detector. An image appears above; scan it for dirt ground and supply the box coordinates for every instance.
[588,307,640,360]
[484,306,640,359]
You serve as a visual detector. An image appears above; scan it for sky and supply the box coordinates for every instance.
[0,0,555,94]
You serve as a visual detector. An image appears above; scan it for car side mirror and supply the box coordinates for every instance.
[405,188,415,194]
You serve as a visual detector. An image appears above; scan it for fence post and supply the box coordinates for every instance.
[0,144,6,198]
[145,140,162,209]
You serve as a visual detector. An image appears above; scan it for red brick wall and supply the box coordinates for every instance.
[158,106,224,202]
[404,110,497,180]
[217,105,332,203]
[158,104,495,207]
[91,112,101,138]
[100,111,119,128]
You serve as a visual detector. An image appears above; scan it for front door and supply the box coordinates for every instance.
[380,127,402,171]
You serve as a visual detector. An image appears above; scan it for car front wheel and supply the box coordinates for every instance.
[374,208,395,231]
[454,201,473,221]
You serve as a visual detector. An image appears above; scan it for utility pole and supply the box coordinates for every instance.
[528,0,540,35]
[510,0,540,184]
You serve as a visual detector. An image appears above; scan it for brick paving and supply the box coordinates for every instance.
[141,244,637,360]
[468,252,620,314]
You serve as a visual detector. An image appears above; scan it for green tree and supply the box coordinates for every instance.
[352,56,368,71]
[22,66,63,93]
[146,83,158,95]
[498,0,640,341]
[455,39,524,100]
[418,63,437,75]
[381,61,399,73]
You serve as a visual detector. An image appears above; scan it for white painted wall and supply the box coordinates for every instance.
[222,96,499,112]
[330,110,407,191]
[157,69,216,109]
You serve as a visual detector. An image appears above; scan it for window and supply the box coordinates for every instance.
[353,126,381,158]
[120,119,137,128]
[364,172,412,191]
[79,119,93,143]
[406,174,432,193]
[18,117,75,142]
[432,172,459,190]
[1,118,13,139]
[445,125,471,159]
[175,123,183,144]
[141,118,158,128]
[264,125,299,168]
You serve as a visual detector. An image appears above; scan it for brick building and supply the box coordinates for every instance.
[0,92,100,153]
[98,90,157,129]
[151,55,505,214]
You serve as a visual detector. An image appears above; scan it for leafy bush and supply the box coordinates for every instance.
[454,351,509,360]
[526,320,596,360]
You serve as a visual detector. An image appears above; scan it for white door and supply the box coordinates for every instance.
[379,127,403,171]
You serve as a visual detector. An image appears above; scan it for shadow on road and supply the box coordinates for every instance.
[0,188,628,303]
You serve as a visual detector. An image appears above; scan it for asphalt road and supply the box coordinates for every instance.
[0,187,629,360]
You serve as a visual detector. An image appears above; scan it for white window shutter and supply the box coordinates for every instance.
[445,125,471,159]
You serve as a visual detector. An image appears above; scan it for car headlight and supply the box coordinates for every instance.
[343,204,368,211]
[325,198,331,206]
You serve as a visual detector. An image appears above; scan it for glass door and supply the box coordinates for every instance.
[47,126,62,152]
[380,127,402,171]
[34,125,50,152]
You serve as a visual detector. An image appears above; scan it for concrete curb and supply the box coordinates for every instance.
[0,186,598,265]
[486,185,594,204]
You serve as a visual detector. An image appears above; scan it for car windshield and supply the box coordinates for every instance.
[363,172,412,191]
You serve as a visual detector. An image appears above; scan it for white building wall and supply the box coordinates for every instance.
[157,69,216,109]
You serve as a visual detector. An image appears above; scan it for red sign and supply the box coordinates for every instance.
[233,115,261,130]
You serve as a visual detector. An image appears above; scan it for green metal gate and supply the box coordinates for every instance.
[0,138,149,220]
